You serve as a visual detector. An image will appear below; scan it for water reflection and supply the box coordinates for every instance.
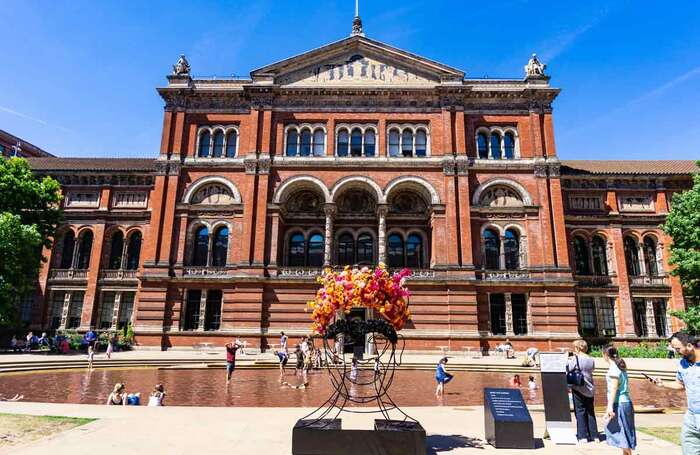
[0,368,686,408]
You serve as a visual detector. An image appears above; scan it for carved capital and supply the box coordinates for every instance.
[377,204,389,218]
[258,154,271,174]
[323,203,337,218]
[243,156,257,174]
[455,156,470,175]
[442,157,456,176]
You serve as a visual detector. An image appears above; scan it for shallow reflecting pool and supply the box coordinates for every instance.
[0,367,686,408]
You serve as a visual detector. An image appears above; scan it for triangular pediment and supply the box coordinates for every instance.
[251,35,464,87]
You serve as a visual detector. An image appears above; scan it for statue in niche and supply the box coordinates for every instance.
[389,192,427,214]
[286,190,322,214]
[480,187,523,207]
[190,184,234,205]
[337,190,375,214]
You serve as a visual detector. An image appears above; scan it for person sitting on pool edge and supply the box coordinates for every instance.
[107,383,128,406]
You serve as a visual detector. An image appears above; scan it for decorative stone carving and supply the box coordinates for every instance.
[524,54,547,79]
[337,190,376,214]
[65,191,100,208]
[113,191,148,209]
[442,158,455,176]
[190,184,236,205]
[479,187,523,208]
[351,15,364,37]
[618,195,654,212]
[569,195,604,211]
[286,190,323,214]
[534,163,548,178]
[244,158,257,174]
[172,54,191,76]
[258,156,271,174]
[388,192,428,214]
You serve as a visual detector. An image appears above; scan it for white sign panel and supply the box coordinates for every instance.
[539,352,568,373]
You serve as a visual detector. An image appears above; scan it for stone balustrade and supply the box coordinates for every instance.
[48,269,88,280]
[630,275,669,287]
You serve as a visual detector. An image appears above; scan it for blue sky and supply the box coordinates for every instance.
[1,0,698,160]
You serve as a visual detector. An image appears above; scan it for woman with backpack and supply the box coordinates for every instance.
[566,339,598,443]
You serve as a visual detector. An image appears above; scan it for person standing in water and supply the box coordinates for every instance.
[225,339,243,385]
[435,357,453,397]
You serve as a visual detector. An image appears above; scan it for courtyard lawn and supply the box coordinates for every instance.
[638,427,681,446]
[0,413,95,449]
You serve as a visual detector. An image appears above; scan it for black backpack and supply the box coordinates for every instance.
[566,355,585,386]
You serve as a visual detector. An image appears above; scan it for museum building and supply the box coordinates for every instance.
[22,18,697,350]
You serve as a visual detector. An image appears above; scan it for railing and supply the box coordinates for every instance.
[395,269,437,280]
[48,269,88,280]
[482,270,530,281]
[575,275,613,287]
[100,269,137,280]
[630,275,669,287]
[183,267,229,277]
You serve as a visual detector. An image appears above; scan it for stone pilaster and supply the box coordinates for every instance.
[377,204,388,265]
[505,293,514,336]
[323,204,336,267]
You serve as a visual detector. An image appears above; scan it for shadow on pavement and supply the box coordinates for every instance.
[426,434,485,453]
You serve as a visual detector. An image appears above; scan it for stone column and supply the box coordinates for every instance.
[499,235,507,270]
[59,291,72,330]
[519,236,528,269]
[645,298,656,338]
[111,292,122,330]
[207,232,214,267]
[526,295,534,335]
[637,242,647,277]
[377,205,388,265]
[323,204,336,267]
[197,289,207,331]
[505,293,514,336]
[593,296,605,337]
[655,242,665,276]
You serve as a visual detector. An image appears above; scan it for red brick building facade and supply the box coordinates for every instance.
[23,26,697,351]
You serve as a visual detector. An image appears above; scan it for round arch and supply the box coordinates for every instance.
[330,175,384,203]
[182,176,242,204]
[472,178,533,206]
[272,175,331,205]
[384,176,440,205]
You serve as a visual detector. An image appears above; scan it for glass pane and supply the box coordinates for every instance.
[307,233,324,267]
[313,130,325,156]
[643,237,659,276]
[193,227,209,266]
[226,131,237,158]
[387,234,404,268]
[490,133,502,159]
[213,131,224,157]
[286,130,298,157]
[591,236,608,275]
[67,291,84,329]
[599,298,616,336]
[60,232,75,269]
[477,133,488,159]
[483,229,500,269]
[50,292,65,330]
[288,233,306,266]
[489,294,506,335]
[212,227,228,266]
[401,130,413,157]
[338,233,355,265]
[77,231,93,269]
[574,236,590,275]
[633,299,648,337]
[654,299,667,337]
[99,292,115,330]
[337,130,349,157]
[415,130,427,157]
[578,297,597,336]
[624,237,640,276]
[504,230,519,270]
[504,133,515,159]
[351,128,363,157]
[109,232,124,269]
[204,290,222,331]
[184,290,201,331]
[388,130,400,157]
[356,234,374,264]
[406,234,423,268]
[118,292,134,329]
[125,232,142,270]
[364,130,375,157]
[198,131,211,158]
[300,130,312,157]
[512,293,528,335]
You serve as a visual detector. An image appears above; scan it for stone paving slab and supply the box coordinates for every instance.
[0,402,683,454]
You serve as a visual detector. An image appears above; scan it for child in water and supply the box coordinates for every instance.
[435,357,454,397]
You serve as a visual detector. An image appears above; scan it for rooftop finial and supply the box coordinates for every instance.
[524,53,547,79]
[351,0,364,37]
[172,54,191,76]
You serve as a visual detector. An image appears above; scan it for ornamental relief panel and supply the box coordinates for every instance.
[618,195,655,212]
[337,191,376,215]
[285,190,323,215]
[113,191,148,209]
[478,187,523,208]
[190,184,236,205]
[388,192,428,215]
[65,191,100,208]
[568,195,604,211]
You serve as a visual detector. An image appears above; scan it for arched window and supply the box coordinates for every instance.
[60,231,75,269]
[286,130,299,156]
[226,130,237,158]
[212,227,228,267]
[387,233,404,268]
[350,128,363,157]
[401,130,413,157]
[288,233,305,266]
[643,236,659,276]
[125,232,142,270]
[338,233,355,265]
[504,133,515,159]
[624,236,641,276]
[573,236,590,275]
[300,129,312,157]
[198,131,211,158]
[307,233,324,267]
[109,231,124,269]
[212,131,224,158]
[313,130,325,156]
[415,130,427,157]
[356,233,374,265]
[364,130,376,157]
[504,229,520,270]
[193,226,209,266]
[406,234,423,268]
[490,133,502,159]
[76,231,93,270]
[337,129,349,157]
[388,129,400,157]
[477,133,489,159]
[591,235,608,275]
[483,229,500,269]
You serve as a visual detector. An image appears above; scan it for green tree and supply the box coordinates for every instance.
[669,306,700,335]
[662,161,700,302]
[0,158,62,326]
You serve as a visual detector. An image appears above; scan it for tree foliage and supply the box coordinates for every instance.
[662,162,700,302]
[0,158,62,325]
[670,306,700,335]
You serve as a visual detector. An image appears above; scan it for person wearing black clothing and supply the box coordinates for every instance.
[567,339,599,443]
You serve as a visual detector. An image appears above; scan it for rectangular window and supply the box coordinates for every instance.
[512,294,528,335]
[578,297,597,337]
[599,297,616,337]
[99,292,116,330]
[118,292,135,329]
[653,299,668,337]
[50,292,65,330]
[489,294,506,335]
[633,298,648,337]
[67,291,84,329]
[204,290,222,331]
[18,294,33,323]
[183,290,201,331]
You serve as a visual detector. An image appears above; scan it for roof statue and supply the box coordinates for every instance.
[172,54,191,76]
[10,141,21,157]
[351,0,364,36]
[524,53,547,79]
